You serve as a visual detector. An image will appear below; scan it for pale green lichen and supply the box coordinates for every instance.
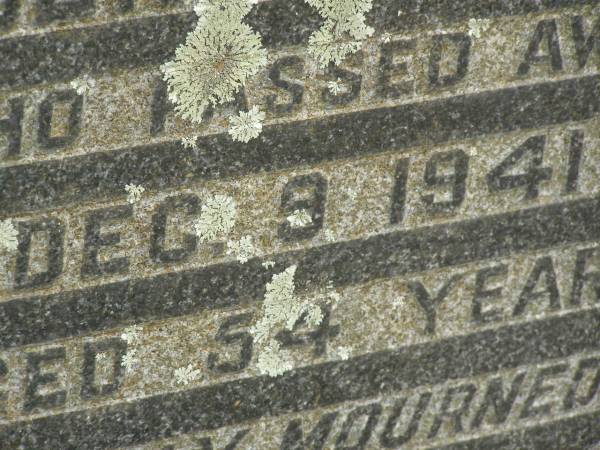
[252,266,342,377]
[304,303,324,327]
[95,352,108,362]
[252,265,299,345]
[193,194,236,242]
[121,349,138,372]
[327,78,344,95]
[70,74,96,95]
[124,184,145,204]
[120,325,144,373]
[336,346,351,360]
[286,209,313,228]
[161,0,267,124]
[0,219,18,252]
[227,235,257,263]
[181,135,198,149]
[174,364,202,385]
[257,341,293,377]
[228,106,266,143]
[323,229,337,242]
[253,266,300,376]
[305,0,374,68]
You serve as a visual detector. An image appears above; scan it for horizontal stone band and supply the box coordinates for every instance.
[1,193,598,349]
[0,0,597,90]
[2,74,599,217]
[1,306,598,448]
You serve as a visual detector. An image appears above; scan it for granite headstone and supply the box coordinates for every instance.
[0,0,599,448]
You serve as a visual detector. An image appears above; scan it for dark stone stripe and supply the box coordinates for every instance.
[434,410,600,450]
[1,194,599,349]
[0,0,597,89]
[1,307,599,449]
[2,74,600,216]
[0,13,197,91]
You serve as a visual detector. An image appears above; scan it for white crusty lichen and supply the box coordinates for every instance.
[257,341,293,377]
[336,346,351,360]
[174,364,202,385]
[228,106,266,143]
[120,325,144,373]
[252,266,299,376]
[323,229,336,242]
[161,0,267,124]
[327,78,344,95]
[305,0,374,68]
[227,235,257,263]
[181,135,199,149]
[125,184,145,204]
[70,74,96,95]
[467,18,491,39]
[253,265,299,344]
[304,303,324,327]
[262,260,276,269]
[193,194,236,242]
[0,219,18,252]
[287,209,313,228]
[252,266,342,377]
[121,349,138,372]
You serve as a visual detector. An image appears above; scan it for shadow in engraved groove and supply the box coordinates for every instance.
[432,409,600,450]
